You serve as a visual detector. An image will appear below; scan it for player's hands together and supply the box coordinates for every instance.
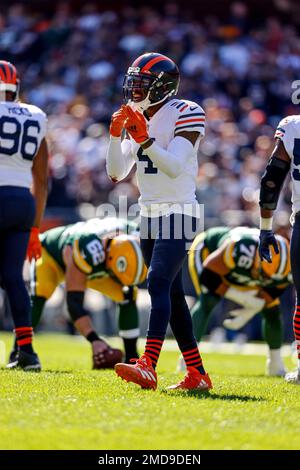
[258,230,279,263]
[109,105,127,138]
[123,106,149,144]
[27,227,42,261]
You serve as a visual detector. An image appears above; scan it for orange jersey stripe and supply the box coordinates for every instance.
[175,118,205,126]
[179,104,189,113]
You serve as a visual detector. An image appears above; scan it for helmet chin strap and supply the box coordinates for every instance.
[128,89,174,113]
[128,96,151,113]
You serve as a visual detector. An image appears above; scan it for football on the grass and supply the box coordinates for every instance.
[93,347,123,369]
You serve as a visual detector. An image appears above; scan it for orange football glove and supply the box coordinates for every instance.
[109,105,127,137]
[124,106,149,144]
[27,227,42,261]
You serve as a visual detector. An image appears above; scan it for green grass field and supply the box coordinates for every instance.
[0,332,300,450]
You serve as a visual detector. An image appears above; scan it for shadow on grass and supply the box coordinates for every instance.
[161,389,265,402]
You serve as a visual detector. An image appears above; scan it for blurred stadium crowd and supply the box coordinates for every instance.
[1,0,299,228]
[0,0,298,340]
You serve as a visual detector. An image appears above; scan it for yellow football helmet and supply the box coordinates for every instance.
[259,235,291,280]
[106,235,147,286]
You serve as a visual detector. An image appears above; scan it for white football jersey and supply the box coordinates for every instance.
[0,101,47,188]
[129,98,205,216]
[274,115,300,221]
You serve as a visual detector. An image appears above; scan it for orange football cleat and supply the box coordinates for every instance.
[115,354,157,390]
[167,367,213,391]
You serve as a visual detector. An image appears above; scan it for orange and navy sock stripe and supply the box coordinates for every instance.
[181,343,205,374]
[145,337,164,368]
[15,327,33,347]
[294,306,300,360]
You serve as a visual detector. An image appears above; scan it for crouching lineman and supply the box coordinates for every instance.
[8,217,147,369]
[187,226,292,376]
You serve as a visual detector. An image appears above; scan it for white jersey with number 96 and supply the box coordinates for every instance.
[0,101,47,188]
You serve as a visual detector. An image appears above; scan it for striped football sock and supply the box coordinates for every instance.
[294,306,300,365]
[181,342,206,375]
[144,337,164,368]
[15,326,34,354]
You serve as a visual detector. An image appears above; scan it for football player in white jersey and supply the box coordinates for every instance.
[258,115,300,384]
[0,60,49,371]
[106,52,212,391]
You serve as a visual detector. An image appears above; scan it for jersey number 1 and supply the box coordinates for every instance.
[0,116,41,161]
[137,145,158,174]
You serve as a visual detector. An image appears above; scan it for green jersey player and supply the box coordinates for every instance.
[187,226,292,376]
[8,217,147,369]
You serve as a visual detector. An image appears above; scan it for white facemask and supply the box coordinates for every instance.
[128,91,172,114]
[127,96,151,113]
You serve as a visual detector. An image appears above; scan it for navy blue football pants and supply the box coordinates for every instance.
[140,214,199,348]
[0,186,35,328]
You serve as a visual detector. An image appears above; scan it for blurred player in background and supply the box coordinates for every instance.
[8,217,147,369]
[107,52,212,391]
[185,226,292,376]
[0,60,49,371]
[259,115,300,384]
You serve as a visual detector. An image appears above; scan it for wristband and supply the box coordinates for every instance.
[260,217,273,230]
